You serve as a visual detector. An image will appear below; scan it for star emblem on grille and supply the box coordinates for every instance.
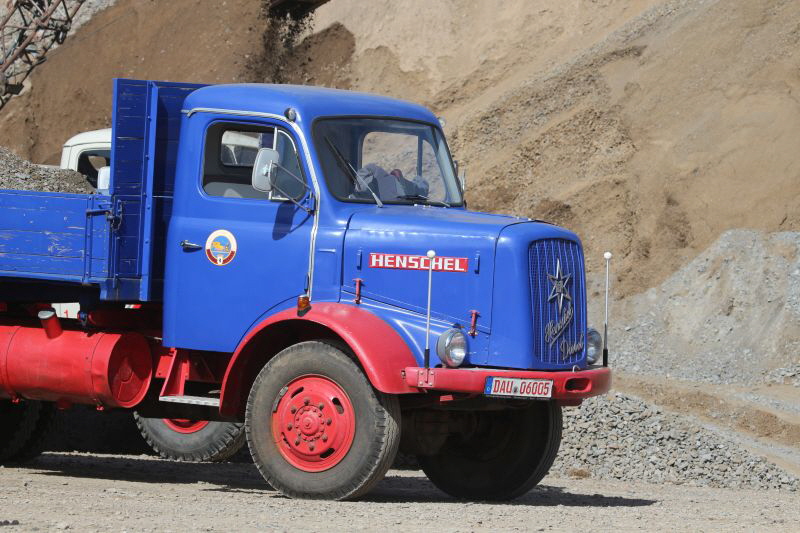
[547,258,572,313]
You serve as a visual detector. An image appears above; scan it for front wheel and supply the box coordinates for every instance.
[246,341,400,500]
[418,401,562,500]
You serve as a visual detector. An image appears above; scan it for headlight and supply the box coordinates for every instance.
[436,328,467,367]
[586,327,603,364]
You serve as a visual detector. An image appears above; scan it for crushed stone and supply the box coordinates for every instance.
[552,393,798,492]
[0,146,93,194]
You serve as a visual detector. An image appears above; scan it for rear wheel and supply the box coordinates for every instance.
[133,414,245,462]
[0,399,56,463]
[246,341,400,500]
[418,401,562,500]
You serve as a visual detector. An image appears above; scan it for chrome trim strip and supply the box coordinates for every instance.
[183,107,322,300]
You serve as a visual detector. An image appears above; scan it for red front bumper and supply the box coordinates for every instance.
[403,366,611,403]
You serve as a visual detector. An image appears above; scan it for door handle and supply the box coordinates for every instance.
[179,240,202,251]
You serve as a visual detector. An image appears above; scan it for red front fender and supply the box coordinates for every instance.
[218,303,418,416]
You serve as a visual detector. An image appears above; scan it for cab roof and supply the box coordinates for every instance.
[182,84,438,125]
[62,128,111,148]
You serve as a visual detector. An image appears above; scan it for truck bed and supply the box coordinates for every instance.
[0,79,203,301]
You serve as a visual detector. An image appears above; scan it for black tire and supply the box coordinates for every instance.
[133,414,245,462]
[246,341,400,500]
[418,401,562,501]
[0,399,56,463]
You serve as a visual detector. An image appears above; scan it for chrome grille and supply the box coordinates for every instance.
[529,239,587,366]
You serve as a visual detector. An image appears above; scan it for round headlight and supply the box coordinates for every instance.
[586,327,603,365]
[436,328,468,367]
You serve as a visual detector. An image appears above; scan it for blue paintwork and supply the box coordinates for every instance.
[0,190,110,284]
[487,223,587,370]
[0,78,590,372]
[110,79,206,300]
[162,109,315,351]
[181,84,437,126]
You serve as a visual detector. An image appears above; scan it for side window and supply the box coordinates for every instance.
[203,122,306,201]
[203,123,274,199]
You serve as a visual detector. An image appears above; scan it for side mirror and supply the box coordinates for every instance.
[251,147,281,192]
[97,166,111,195]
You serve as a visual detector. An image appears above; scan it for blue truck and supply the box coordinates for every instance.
[0,79,611,500]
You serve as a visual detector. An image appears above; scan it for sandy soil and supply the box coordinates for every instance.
[0,452,797,532]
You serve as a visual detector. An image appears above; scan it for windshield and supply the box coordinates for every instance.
[313,118,463,206]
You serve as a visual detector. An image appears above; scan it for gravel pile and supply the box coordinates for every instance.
[766,363,800,387]
[0,146,93,194]
[590,230,800,387]
[552,392,798,491]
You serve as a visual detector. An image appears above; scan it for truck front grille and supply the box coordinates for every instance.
[529,239,587,366]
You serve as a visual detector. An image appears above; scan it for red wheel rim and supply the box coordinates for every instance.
[162,418,210,434]
[271,374,355,472]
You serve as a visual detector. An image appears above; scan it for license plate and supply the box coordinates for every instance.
[484,377,553,399]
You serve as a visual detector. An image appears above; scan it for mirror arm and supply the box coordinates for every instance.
[271,181,314,215]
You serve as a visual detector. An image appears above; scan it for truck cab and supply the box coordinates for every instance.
[0,79,610,501]
[59,128,111,189]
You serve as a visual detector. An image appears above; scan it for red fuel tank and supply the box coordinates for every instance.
[0,323,152,408]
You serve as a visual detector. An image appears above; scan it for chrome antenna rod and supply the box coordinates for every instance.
[603,251,613,367]
[424,249,436,368]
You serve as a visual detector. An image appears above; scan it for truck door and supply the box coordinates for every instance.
[164,117,313,352]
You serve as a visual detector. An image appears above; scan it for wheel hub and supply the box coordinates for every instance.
[272,375,355,472]
[162,418,210,434]
[296,406,323,438]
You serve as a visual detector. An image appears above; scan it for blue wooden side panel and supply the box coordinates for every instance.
[105,78,204,301]
[140,81,206,301]
[0,191,109,283]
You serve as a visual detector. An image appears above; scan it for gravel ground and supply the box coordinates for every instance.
[0,454,797,532]
[553,393,798,491]
[0,146,93,194]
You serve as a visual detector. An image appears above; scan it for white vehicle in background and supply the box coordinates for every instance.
[59,127,112,184]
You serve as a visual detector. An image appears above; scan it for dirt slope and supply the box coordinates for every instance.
[0,0,262,164]
[3,0,798,299]
[286,0,800,298]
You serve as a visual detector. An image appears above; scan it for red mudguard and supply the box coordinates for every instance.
[219,303,419,415]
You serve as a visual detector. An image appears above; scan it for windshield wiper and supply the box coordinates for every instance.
[323,136,383,207]
[397,194,450,208]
